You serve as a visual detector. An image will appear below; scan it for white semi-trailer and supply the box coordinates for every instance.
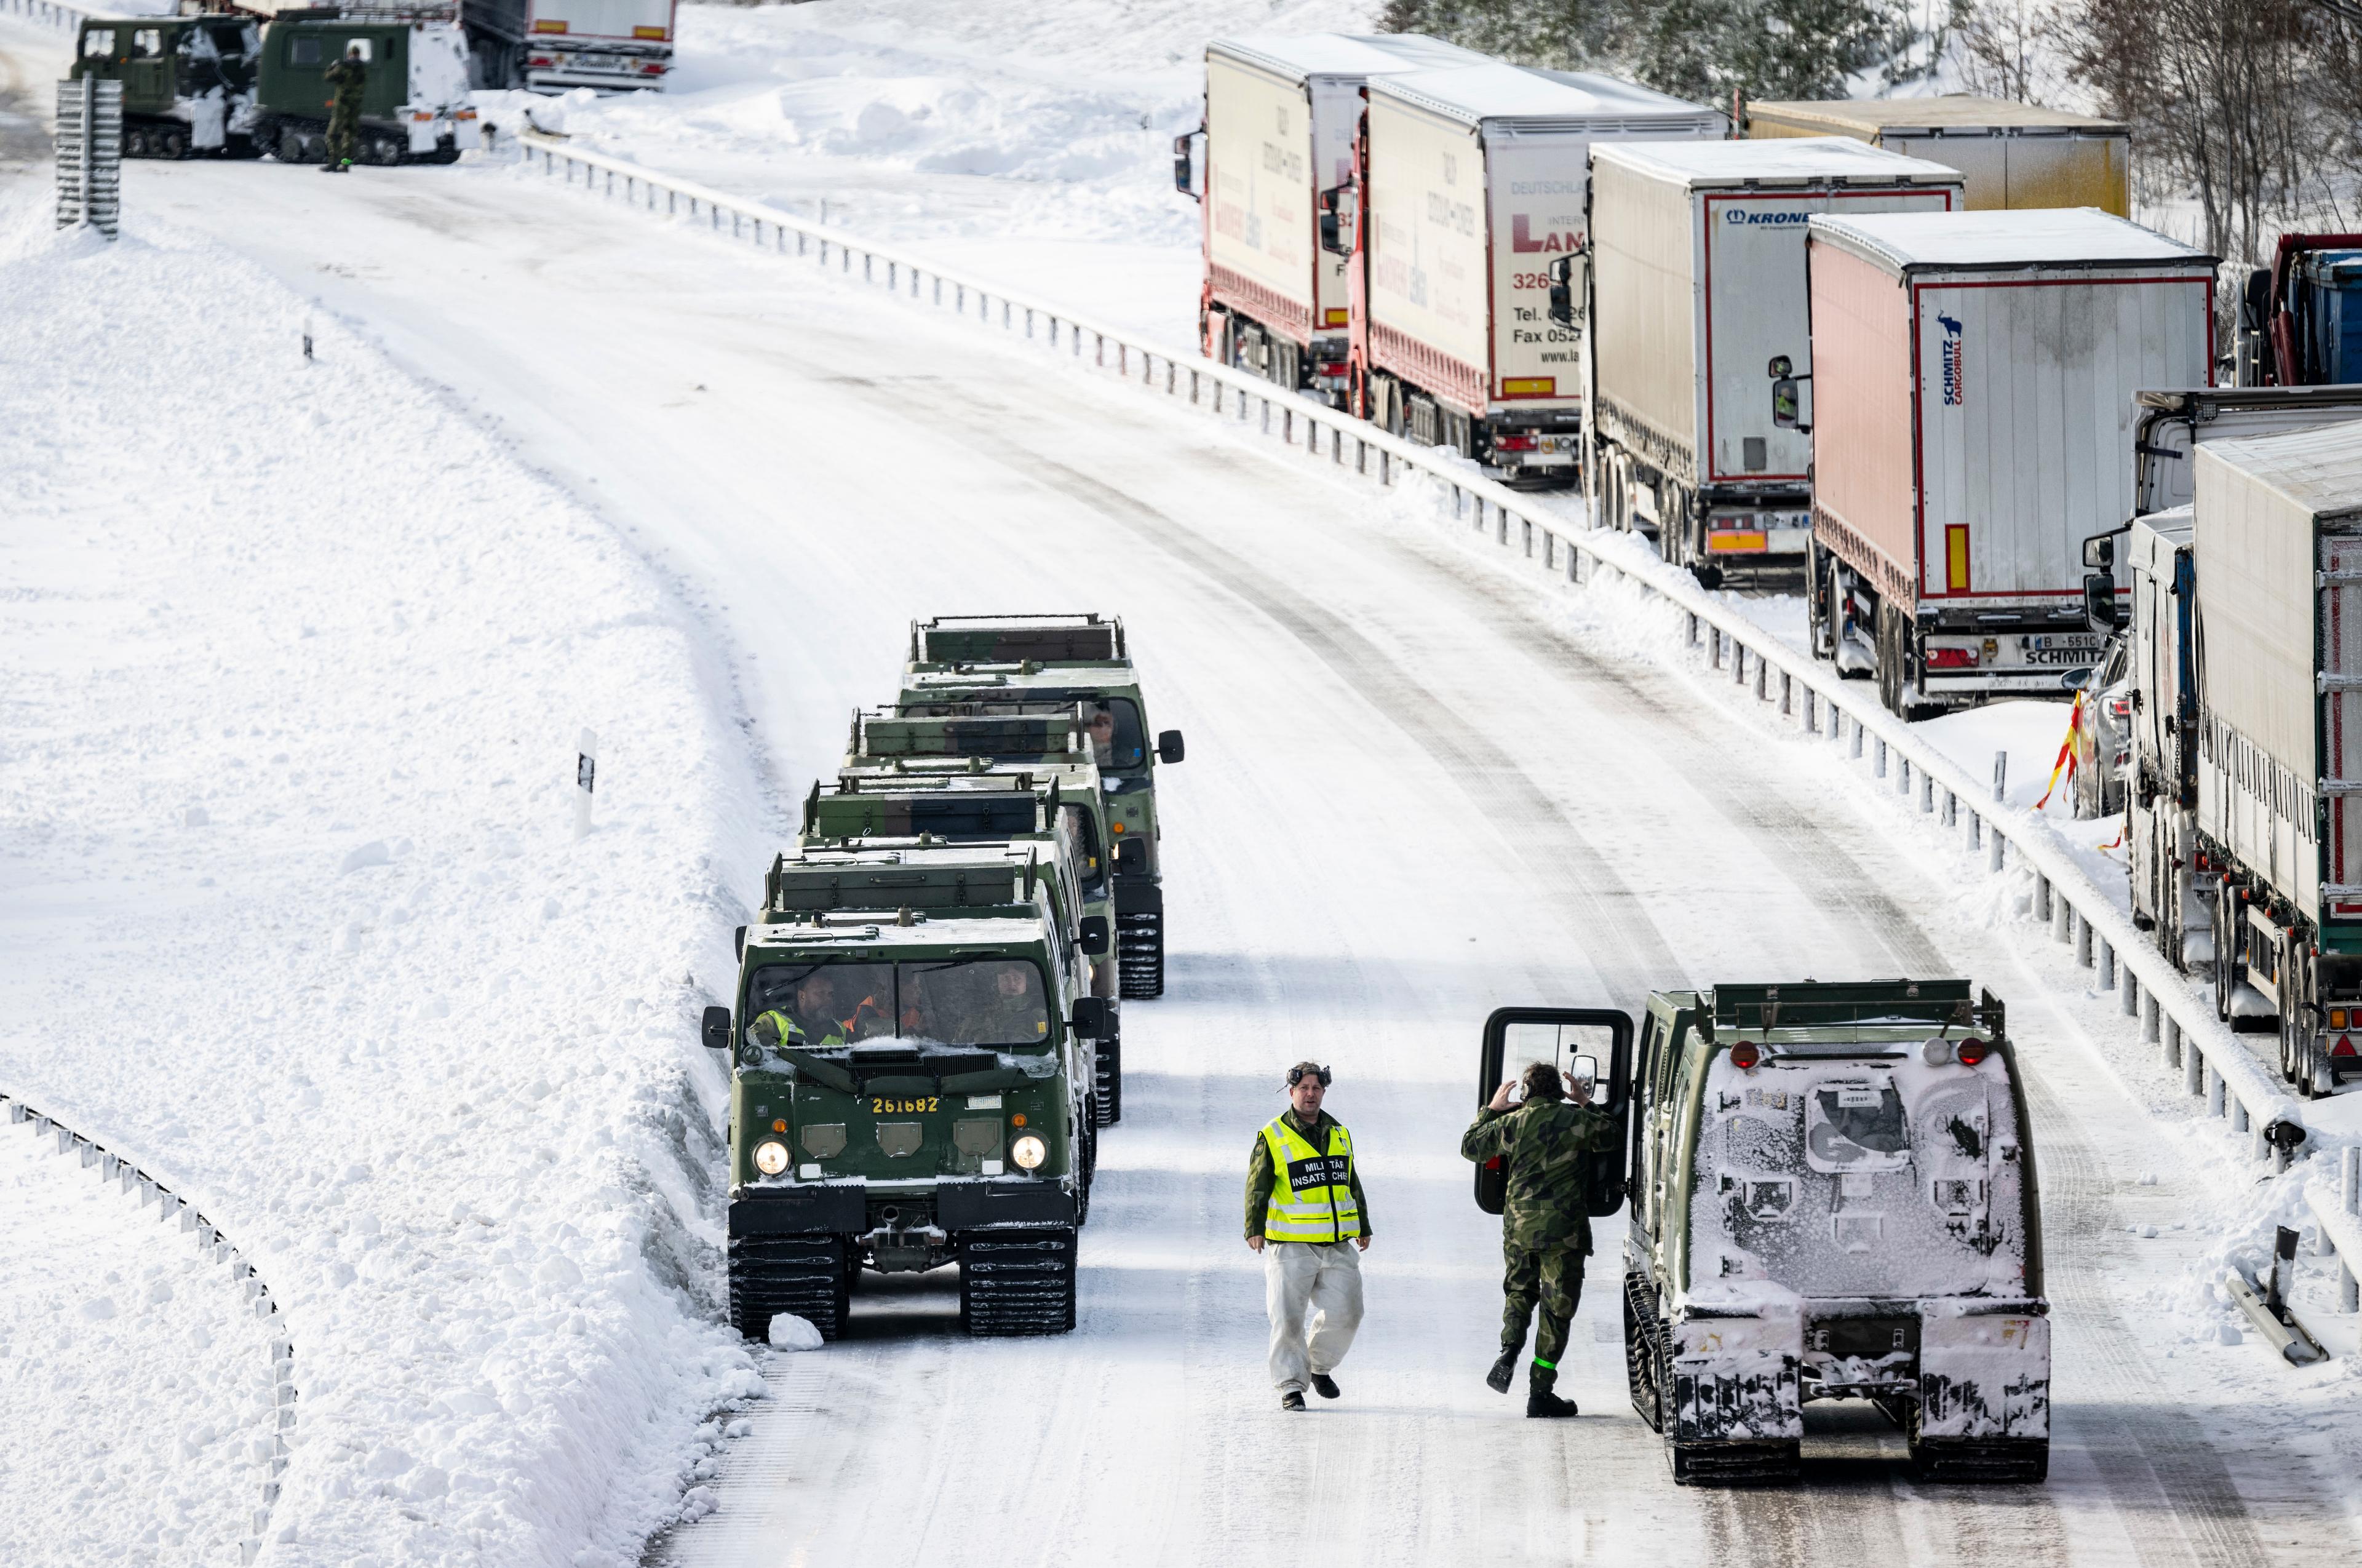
[519,0,675,91]
[2129,421,2362,1094]
[1180,33,1484,405]
[1799,208,2214,714]
[1586,138,1962,579]
[1347,63,1722,485]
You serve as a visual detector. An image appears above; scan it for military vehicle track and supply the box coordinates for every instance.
[958,1226,1078,1334]
[728,1233,849,1342]
[1116,913,1163,998]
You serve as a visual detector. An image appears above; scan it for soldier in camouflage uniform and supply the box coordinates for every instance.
[321,43,366,172]
[1460,1059,1616,1417]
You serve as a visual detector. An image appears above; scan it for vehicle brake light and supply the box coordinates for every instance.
[1956,1038,1993,1066]
[638,62,664,74]
[528,55,553,66]
[1925,646,1979,669]
[1316,360,1346,376]
[1730,1041,1761,1070]
[1493,434,1538,452]
[2105,696,2131,720]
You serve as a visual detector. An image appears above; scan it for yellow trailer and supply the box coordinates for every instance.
[1740,95,2127,215]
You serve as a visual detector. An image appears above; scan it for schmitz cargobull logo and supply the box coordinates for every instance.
[1939,313,1965,406]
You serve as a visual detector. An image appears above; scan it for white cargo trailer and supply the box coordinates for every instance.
[2136,422,2362,1092]
[1350,63,1722,484]
[1800,208,2215,714]
[1586,138,1963,578]
[1182,33,1484,404]
[520,0,676,92]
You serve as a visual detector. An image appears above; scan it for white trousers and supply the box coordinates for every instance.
[1264,1240,1364,1392]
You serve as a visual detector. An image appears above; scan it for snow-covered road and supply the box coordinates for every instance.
[98,149,2358,1565]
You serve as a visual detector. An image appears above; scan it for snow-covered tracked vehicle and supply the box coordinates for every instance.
[252,10,480,166]
[901,615,1183,1001]
[705,838,1108,1340]
[70,14,264,159]
[1613,980,2048,1484]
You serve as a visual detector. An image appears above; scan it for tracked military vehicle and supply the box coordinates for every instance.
[704,838,1109,1340]
[252,10,480,166]
[902,614,1183,1000]
[1618,981,2046,1483]
[70,14,264,159]
[826,733,1125,1123]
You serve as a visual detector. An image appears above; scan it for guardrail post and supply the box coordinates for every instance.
[1874,736,1888,779]
[1733,645,1747,686]
[1851,717,1864,760]
[2077,912,2094,967]
[2033,873,2051,921]
[1687,613,1700,648]
[1709,627,1722,670]
[2340,1148,2360,1311]
[2206,1059,2225,1117]
[1941,787,1956,826]
[1779,671,1792,716]
[1898,755,1911,794]
[2142,989,2160,1040]
[1803,689,1818,732]
[1754,657,1768,702]
[1920,773,1935,813]
[2170,1016,2189,1077]
[2054,897,2072,945]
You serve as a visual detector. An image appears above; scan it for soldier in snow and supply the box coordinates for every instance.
[1461,1059,1617,1417]
[321,42,366,172]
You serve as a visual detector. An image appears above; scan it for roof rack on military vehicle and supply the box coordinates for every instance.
[1702,979,2002,1034]
[801,774,1060,842]
[848,706,1086,759]
[910,613,1127,664]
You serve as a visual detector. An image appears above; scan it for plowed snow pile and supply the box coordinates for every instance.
[0,199,765,1567]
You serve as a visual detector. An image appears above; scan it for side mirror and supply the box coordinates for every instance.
[2082,534,2116,571]
[2082,573,2120,633]
[1172,128,1203,201]
[1113,837,1149,873]
[734,924,747,959]
[1079,915,1111,956]
[1318,182,1356,258]
[2059,666,2092,693]
[1156,729,1185,765]
[1546,253,1581,330]
[1070,997,1111,1041]
[1567,1053,1606,1106]
[702,1005,733,1053]
[1767,355,1811,431]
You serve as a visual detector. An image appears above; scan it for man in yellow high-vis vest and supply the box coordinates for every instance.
[1246,1061,1371,1411]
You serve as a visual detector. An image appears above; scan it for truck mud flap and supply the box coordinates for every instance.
[730,1184,865,1236]
[1114,881,1163,1000]
[1919,1307,2050,1441]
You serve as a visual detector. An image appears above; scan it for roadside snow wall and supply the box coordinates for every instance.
[0,199,766,1567]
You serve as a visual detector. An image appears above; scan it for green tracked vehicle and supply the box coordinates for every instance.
[70,14,265,159]
[703,838,1111,1340]
[1553,980,2050,1485]
[819,746,1126,1123]
[251,10,480,167]
[902,614,1184,1000]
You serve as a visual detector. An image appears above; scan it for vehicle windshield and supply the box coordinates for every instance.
[1086,698,1146,773]
[747,959,1051,1049]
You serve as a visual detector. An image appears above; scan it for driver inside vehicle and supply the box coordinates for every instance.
[1086,706,1116,768]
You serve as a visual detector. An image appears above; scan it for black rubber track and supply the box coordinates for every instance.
[728,1232,849,1342]
[958,1225,1078,1335]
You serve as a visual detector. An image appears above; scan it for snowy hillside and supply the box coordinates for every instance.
[0,197,768,1566]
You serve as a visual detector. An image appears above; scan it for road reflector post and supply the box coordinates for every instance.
[575,728,598,839]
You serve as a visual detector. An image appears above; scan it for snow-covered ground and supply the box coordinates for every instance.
[4,3,2362,1564]
[0,193,769,1564]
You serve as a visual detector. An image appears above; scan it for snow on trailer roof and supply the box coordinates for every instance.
[1368,62,1719,130]
[1207,31,1488,82]
[1746,94,2128,137]
[1807,208,2216,273]
[1590,135,1958,186]
[2201,421,2362,524]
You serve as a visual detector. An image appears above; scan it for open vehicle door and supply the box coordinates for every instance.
[1474,1007,1634,1217]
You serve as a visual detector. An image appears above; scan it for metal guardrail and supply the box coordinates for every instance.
[3,1092,294,1563]
[519,132,2350,1301]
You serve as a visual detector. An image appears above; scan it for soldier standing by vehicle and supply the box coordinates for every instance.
[1246,1062,1371,1411]
[321,42,365,172]
[1461,1060,1616,1418]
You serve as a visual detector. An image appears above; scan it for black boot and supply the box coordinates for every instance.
[1485,1350,1519,1395]
[1527,1369,1577,1419]
[1280,1389,1305,1411]
[1309,1373,1340,1400]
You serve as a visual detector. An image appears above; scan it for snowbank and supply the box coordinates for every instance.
[0,196,767,1566]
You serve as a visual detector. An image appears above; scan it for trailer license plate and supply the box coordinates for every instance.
[2020,634,2102,666]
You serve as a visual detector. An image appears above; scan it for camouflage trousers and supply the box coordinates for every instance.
[1501,1243,1583,1391]
[325,108,359,168]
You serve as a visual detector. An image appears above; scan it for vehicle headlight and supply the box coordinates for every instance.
[754,1139,790,1176]
[1010,1134,1047,1171]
